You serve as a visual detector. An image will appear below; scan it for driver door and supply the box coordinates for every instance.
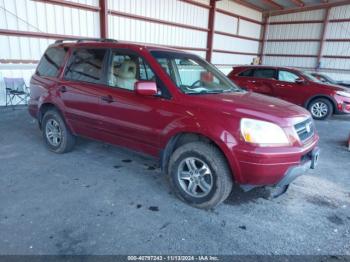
[98,50,173,155]
[273,70,305,106]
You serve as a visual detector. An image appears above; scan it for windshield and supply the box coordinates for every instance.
[302,71,322,83]
[151,51,242,94]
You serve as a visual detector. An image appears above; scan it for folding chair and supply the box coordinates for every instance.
[4,77,29,107]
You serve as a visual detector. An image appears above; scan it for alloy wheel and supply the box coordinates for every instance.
[177,157,213,198]
[45,119,62,146]
[311,102,328,118]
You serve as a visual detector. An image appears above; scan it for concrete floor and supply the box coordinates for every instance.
[0,107,349,255]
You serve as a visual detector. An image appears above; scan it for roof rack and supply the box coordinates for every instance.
[54,38,118,44]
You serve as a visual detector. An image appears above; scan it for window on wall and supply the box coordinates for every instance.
[278,70,299,83]
[107,52,156,91]
[36,47,67,77]
[64,48,107,84]
[253,69,277,79]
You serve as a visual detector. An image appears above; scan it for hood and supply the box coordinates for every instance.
[191,91,310,126]
[312,81,349,92]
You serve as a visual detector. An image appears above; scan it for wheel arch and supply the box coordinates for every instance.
[304,95,336,113]
[160,131,239,183]
[38,102,74,133]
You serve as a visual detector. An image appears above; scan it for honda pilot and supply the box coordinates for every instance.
[28,39,320,209]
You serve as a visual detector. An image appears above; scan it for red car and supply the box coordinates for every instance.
[29,39,319,208]
[228,65,350,120]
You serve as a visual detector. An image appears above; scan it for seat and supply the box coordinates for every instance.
[4,77,29,107]
[115,60,137,90]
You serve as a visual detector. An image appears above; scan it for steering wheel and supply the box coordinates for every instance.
[188,80,203,89]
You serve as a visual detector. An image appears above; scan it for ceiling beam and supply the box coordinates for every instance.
[289,0,305,7]
[232,0,265,12]
[262,0,284,10]
[268,0,350,15]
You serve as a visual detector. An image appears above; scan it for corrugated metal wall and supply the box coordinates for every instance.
[263,4,350,81]
[213,0,262,71]
[264,9,323,69]
[0,0,262,105]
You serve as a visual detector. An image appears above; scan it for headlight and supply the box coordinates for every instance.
[240,118,290,146]
[336,91,350,98]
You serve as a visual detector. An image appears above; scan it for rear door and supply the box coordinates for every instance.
[274,69,305,105]
[58,48,108,137]
[249,68,277,96]
[230,68,254,90]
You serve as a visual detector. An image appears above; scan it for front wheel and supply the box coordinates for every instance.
[168,142,233,209]
[308,98,333,120]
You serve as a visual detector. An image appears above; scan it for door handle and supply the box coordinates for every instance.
[101,95,115,103]
[59,86,67,93]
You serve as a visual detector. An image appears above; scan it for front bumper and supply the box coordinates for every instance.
[276,147,319,187]
[334,94,350,114]
[233,130,319,189]
[240,147,320,192]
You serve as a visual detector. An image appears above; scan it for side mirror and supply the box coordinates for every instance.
[295,78,305,84]
[134,81,158,96]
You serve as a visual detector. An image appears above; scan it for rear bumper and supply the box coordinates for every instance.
[28,99,39,119]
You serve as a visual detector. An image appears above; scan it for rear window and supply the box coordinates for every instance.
[36,47,67,77]
[64,48,107,84]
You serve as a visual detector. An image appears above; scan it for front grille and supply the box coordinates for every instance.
[294,118,315,143]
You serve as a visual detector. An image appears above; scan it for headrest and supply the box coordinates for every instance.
[119,60,136,79]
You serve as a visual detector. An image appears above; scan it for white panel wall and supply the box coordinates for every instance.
[213,0,262,65]
[216,0,262,21]
[0,0,100,105]
[0,0,100,36]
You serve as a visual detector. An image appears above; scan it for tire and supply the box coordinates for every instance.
[42,109,76,153]
[168,141,233,209]
[308,98,333,120]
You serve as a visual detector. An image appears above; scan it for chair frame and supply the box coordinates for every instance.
[4,78,29,107]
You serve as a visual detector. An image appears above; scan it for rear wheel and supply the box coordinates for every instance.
[168,141,233,209]
[308,98,333,120]
[42,109,76,153]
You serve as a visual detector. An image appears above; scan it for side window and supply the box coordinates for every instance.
[64,49,107,84]
[108,52,155,91]
[139,57,155,81]
[253,69,276,79]
[278,70,299,83]
[239,69,254,77]
[36,47,67,77]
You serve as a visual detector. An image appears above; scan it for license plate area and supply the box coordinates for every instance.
[310,148,320,169]
[301,147,320,169]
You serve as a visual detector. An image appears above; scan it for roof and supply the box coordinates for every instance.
[237,0,348,14]
[233,65,302,71]
[52,38,188,53]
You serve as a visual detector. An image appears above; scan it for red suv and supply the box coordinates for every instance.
[29,39,319,208]
[228,65,350,120]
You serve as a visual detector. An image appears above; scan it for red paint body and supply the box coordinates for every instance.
[29,42,319,187]
[228,65,350,115]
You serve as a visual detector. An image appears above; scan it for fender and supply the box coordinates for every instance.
[159,115,243,183]
[304,94,337,111]
[37,84,76,135]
